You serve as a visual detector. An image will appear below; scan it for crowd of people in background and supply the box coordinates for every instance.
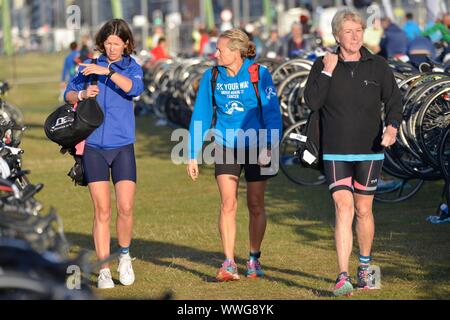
[61,8,450,71]
[184,10,450,67]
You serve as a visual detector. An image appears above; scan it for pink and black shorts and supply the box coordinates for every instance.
[323,160,383,195]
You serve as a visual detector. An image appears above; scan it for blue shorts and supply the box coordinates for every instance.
[82,144,136,184]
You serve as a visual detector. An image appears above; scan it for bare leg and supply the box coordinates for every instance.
[89,181,111,269]
[115,180,136,250]
[354,193,375,258]
[333,190,355,274]
[246,180,267,254]
[216,175,239,260]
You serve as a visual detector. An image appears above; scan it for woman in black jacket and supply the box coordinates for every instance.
[304,8,402,297]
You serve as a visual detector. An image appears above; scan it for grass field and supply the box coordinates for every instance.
[1,53,449,300]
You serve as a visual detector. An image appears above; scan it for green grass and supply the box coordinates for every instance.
[1,53,450,300]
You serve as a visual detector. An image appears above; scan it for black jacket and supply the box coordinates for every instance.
[304,46,402,155]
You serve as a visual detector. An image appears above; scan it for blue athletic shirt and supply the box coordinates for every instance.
[65,54,144,150]
[188,58,282,160]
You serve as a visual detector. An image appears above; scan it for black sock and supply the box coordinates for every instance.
[249,251,261,260]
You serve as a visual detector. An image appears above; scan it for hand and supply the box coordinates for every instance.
[258,148,272,167]
[381,125,398,147]
[187,159,199,181]
[83,85,100,99]
[322,53,338,74]
[80,63,110,76]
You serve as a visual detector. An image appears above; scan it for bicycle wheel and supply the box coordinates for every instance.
[277,70,310,127]
[374,172,425,203]
[438,125,450,180]
[279,121,326,186]
[416,86,450,168]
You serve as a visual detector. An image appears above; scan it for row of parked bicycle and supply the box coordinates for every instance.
[138,52,450,207]
[0,81,96,299]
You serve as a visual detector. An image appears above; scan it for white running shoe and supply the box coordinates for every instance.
[97,268,114,289]
[118,253,135,286]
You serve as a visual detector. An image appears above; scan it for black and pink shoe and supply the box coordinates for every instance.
[333,272,354,297]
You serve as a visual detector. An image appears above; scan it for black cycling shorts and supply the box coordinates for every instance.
[214,146,277,182]
[82,144,136,185]
[323,159,383,195]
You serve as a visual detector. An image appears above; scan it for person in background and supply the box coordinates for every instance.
[379,17,409,59]
[300,14,311,35]
[151,26,165,49]
[423,13,450,61]
[60,41,80,101]
[262,27,283,59]
[423,13,450,43]
[61,42,80,84]
[150,37,170,61]
[407,35,436,65]
[403,13,422,41]
[199,28,210,56]
[282,22,311,58]
[203,28,219,58]
[78,34,94,64]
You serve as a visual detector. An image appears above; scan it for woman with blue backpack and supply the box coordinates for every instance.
[187,28,282,282]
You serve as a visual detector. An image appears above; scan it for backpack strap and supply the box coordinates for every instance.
[211,66,219,108]
[248,63,262,110]
[210,66,219,126]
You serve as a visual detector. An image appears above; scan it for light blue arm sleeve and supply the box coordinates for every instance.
[188,70,214,160]
[259,67,283,145]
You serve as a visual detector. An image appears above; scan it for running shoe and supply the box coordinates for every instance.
[97,268,114,289]
[118,253,135,286]
[216,260,240,282]
[246,259,264,278]
[356,265,379,289]
[333,272,353,297]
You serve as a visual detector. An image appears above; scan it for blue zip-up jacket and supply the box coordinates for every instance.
[61,50,80,82]
[188,58,282,160]
[380,23,408,58]
[403,21,422,41]
[64,54,144,149]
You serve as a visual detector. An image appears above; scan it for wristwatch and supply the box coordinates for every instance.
[107,68,116,79]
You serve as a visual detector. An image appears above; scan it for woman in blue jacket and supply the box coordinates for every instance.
[187,28,282,282]
[65,19,144,289]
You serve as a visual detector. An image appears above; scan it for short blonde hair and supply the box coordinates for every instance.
[219,28,256,59]
[331,8,366,38]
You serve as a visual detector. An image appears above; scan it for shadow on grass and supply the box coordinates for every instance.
[66,232,334,298]
[131,114,450,298]
[135,115,180,160]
